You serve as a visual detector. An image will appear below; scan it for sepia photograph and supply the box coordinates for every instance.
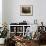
[0,0,46,46]
[20,5,33,16]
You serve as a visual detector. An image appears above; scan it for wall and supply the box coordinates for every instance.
[3,0,46,26]
[0,0,2,27]
[2,0,8,24]
[2,0,46,26]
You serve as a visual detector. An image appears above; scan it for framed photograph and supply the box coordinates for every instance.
[20,5,33,16]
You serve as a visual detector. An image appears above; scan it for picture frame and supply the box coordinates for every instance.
[20,5,33,16]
